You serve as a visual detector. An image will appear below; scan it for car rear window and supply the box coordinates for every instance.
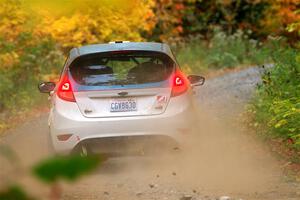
[69,51,175,86]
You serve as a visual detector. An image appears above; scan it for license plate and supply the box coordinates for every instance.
[110,98,137,112]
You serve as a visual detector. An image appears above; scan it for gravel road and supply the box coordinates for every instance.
[1,67,300,200]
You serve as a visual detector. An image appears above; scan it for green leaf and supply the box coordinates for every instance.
[0,186,34,200]
[33,155,102,183]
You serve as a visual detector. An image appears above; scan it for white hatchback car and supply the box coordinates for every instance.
[39,42,205,155]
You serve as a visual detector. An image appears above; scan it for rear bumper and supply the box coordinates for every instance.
[50,96,197,154]
[76,135,179,156]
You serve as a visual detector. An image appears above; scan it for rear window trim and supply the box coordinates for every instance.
[68,50,176,88]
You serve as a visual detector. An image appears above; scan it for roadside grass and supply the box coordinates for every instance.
[250,47,300,150]
[176,29,272,74]
[0,37,63,112]
[0,35,63,134]
[247,46,300,179]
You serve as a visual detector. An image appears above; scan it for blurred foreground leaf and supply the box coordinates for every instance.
[33,155,102,183]
[0,186,34,200]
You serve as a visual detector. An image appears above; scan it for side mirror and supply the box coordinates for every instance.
[187,75,205,86]
[38,82,56,93]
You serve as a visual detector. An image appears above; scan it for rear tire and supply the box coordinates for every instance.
[73,144,92,157]
[79,145,88,157]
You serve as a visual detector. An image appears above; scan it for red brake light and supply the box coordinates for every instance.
[171,69,189,97]
[57,73,76,102]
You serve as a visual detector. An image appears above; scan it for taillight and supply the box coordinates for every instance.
[57,134,73,141]
[57,73,76,102]
[171,69,189,97]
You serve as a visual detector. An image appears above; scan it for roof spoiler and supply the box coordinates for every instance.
[109,41,130,44]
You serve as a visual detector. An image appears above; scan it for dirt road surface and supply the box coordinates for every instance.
[1,67,300,200]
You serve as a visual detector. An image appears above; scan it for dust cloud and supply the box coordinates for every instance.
[64,106,286,199]
[170,107,282,194]
[112,107,281,191]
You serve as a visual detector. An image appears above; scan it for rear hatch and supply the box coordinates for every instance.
[69,51,175,118]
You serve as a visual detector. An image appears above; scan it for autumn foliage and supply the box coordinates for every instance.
[1,0,299,52]
[35,0,156,52]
